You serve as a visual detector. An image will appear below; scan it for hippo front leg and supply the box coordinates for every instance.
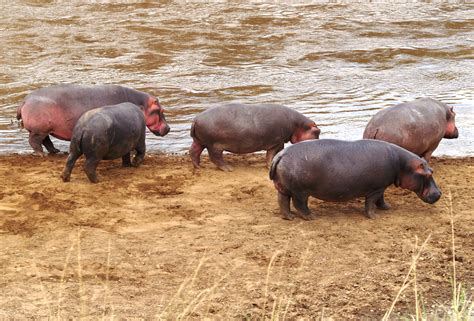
[122,153,132,167]
[421,150,434,163]
[265,144,284,168]
[278,192,294,220]
[132,134,146,167]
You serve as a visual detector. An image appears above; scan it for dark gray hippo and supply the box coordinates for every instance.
[270,139,442,220]
[61,103,148,183]
[189,103,320,171]
[363,98,458,162]
[17,84,170,156]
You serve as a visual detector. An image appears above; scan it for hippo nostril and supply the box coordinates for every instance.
[427,191,441,204]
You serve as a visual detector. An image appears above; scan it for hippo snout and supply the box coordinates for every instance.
[417,177,442,204]
[424,189,441,204]
[451,126,459,139]
[162,124,170,136]
[153,124,170,137]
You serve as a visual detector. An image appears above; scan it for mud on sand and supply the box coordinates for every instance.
[0,153,472,319]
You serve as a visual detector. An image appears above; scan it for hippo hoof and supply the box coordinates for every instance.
[283,213,295,221]
[50,148,60,154]
[299,212,316,221]
[377,202,391,210]
[132,158,143,167]
[365,212,376,219]
[33,151,46,157]
[61,174,70,182]
[218,164,233,172]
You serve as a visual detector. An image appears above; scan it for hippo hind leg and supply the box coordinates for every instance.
[28,132,60,156]
[265,144,284,168]
[84,158,100,183]
[375,193,390,210]
[292,194,316,220]
[28,132,46,156]
[189,140,205,169]
[208,145,233,172]
[61,150,82,182]
[122,153,132,167]
[278,192,294,220]
[365,189,387,219]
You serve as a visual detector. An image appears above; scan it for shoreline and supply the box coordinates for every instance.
[0,153,472,318]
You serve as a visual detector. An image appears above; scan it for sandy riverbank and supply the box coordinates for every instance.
[0,153,472,319]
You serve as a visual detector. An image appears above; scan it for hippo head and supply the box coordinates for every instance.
[143,97,170,136]
[396,158,441,204]
[444,106,459,139]
[290,122,321,144]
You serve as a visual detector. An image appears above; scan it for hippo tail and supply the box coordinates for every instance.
[16,101,24,120]
[190,119,197,138]
[269,150,284,180]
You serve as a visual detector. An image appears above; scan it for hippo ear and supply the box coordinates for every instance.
[446,106,455,120]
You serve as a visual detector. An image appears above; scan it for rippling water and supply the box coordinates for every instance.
[1,2,473,156]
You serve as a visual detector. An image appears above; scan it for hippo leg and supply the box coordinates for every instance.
[365,189,385,219]
[84,158,100,183]
[375,193,390,210]
[28,132,46,156]
[132,135,145,167]
[265,144,284,168]
[278,192,294,220]
[292,194,316,220]
[61,150,82,182]
[122,153,132,167]
[422,150,433,162]
[42,136,60,154]
[189,141,205,169]
[208,146,233,172]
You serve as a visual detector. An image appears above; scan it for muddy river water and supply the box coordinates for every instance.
[0,2,473,156]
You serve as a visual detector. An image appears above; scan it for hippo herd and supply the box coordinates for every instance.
[16,84,459,220]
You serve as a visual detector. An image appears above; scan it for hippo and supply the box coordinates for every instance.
[17,84,170,156]
[61,103,147,183]
[189,103,320,171]
[269,139,442,220]
[363,98,458,162]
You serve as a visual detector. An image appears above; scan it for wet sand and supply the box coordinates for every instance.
[0,153,472,319]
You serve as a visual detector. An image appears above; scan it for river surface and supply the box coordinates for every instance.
[0,2,473,156]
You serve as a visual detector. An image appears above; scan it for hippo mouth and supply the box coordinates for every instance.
[416,178,442,204]
[445,127,459,139]
[150,125,170,137]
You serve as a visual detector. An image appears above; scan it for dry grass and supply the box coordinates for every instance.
[382,188,473,321]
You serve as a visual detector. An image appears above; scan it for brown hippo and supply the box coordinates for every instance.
[363,98,458,161]
[61,103,148,183]
[17,84,170,156]
[270,139,442,220]
[189,103,320,171]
